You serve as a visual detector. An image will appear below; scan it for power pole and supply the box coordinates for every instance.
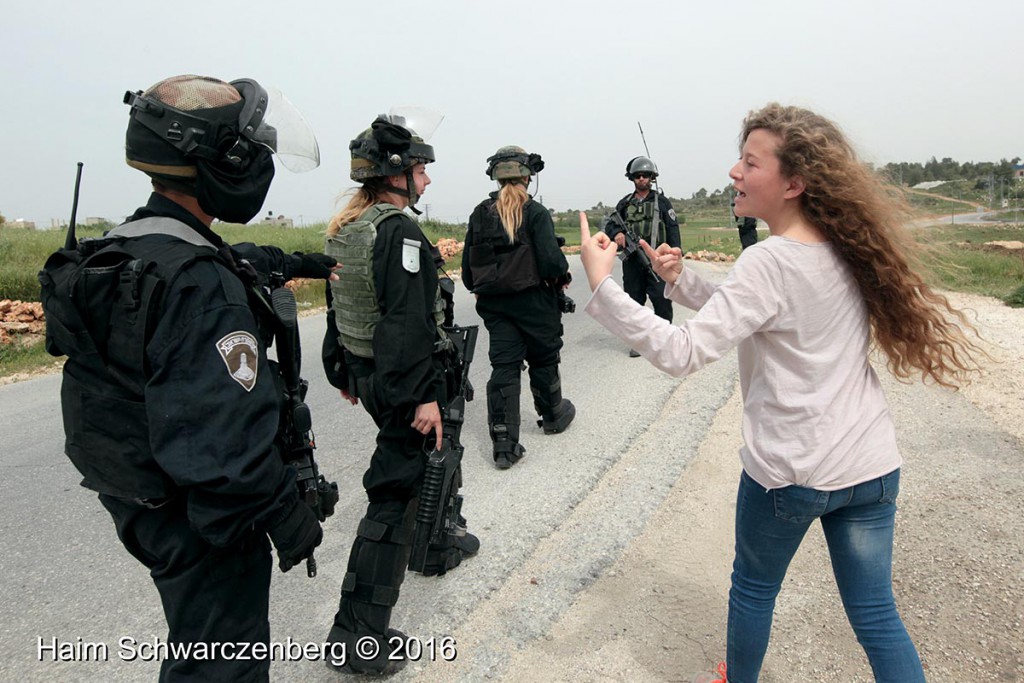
[424,204,431,221]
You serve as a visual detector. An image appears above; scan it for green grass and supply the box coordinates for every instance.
[912,224,1024,302]
[1,227,105,301]
[0,334,58,378]
[1005,284,1024,308]
[4,211,1021,380]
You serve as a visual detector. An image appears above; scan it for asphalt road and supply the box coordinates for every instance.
[0,256,738,682]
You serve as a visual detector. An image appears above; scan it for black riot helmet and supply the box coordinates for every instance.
[625,156,659,180]
[485,145,545,181]
[349,107,442,212]
[124,74,319,223]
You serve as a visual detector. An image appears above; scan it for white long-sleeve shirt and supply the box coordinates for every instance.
[585,235,901,491]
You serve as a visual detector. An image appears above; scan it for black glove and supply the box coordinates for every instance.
[267,499,323,573]
[289,252,337,280]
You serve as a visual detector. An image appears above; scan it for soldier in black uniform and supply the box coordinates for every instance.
[42,75,335,682]
[602,156,681,356]
[462,146,576,469]
[732,193,760,249]
[322,111,479,674]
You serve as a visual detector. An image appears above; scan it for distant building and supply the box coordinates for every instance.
[8,219,36,229]
[85,217,110,226]
[1013,164,1024,180]
[260,210,294,228]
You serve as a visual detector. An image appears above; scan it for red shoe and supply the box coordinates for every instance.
[691,661,727,683]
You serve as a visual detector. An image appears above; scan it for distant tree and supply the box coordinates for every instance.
[692,188,707,200]
[0,212,6,226]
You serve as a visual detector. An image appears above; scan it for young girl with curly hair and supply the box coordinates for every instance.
[579,103,985,683]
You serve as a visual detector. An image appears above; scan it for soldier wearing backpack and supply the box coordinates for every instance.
[321,110,479,675]
[461,145,576,470]
[40,74,336,683]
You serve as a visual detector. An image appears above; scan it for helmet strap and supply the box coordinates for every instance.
[405,170,422,215]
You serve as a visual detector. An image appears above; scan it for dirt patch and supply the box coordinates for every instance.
[982,240,1024,253]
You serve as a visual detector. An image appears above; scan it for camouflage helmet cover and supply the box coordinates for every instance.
[625,156,658,179]
[125,74,320,180]
[486,145,544,181]
[350,115,435,181]
[125,75,244,180]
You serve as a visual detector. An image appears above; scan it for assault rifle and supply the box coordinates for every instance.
[254,274,340,578]
[603,212,660,288]
[553,235,575,314]
[408,324,479,573]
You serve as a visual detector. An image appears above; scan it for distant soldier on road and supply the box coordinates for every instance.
[732,193,759,249]
[602,156,681,356]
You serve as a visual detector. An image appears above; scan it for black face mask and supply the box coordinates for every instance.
[196,145,276,224]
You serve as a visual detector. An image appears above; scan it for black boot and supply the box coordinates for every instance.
[529,365,576,434]
[487,380,526,469]
[326,501,415,675]
[492,424,526,469]
[540,398,576,434]
[421,527,481,577]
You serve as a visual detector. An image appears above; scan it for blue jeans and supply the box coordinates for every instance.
[726,469,925,683]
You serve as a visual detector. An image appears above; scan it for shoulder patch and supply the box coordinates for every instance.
[216,331,259,392]
[668,209,677,221]
[402,238,421,273]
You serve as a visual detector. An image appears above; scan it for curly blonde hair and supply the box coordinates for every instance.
[741,103,984,389]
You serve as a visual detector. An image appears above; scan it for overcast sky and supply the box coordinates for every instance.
[3,0,1021,228]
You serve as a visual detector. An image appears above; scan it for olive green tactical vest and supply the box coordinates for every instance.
[624,196,657,241]
[325,203,446,359]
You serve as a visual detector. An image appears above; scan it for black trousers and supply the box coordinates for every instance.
[350,366,430,505]
[738,218,758,249]
[622,256,673,322]
[99,494,272,683]
[475,287,563,375]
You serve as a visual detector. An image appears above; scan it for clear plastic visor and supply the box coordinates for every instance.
[249,87,320,173]
[387,106,444,142]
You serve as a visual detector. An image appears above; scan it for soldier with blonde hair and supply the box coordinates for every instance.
[461,146,575,469]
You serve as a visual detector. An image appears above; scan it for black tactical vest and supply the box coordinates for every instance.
[465,199,541,295]
[39,218,219,500]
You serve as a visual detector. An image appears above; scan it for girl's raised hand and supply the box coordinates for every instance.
[579,212,618,291]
